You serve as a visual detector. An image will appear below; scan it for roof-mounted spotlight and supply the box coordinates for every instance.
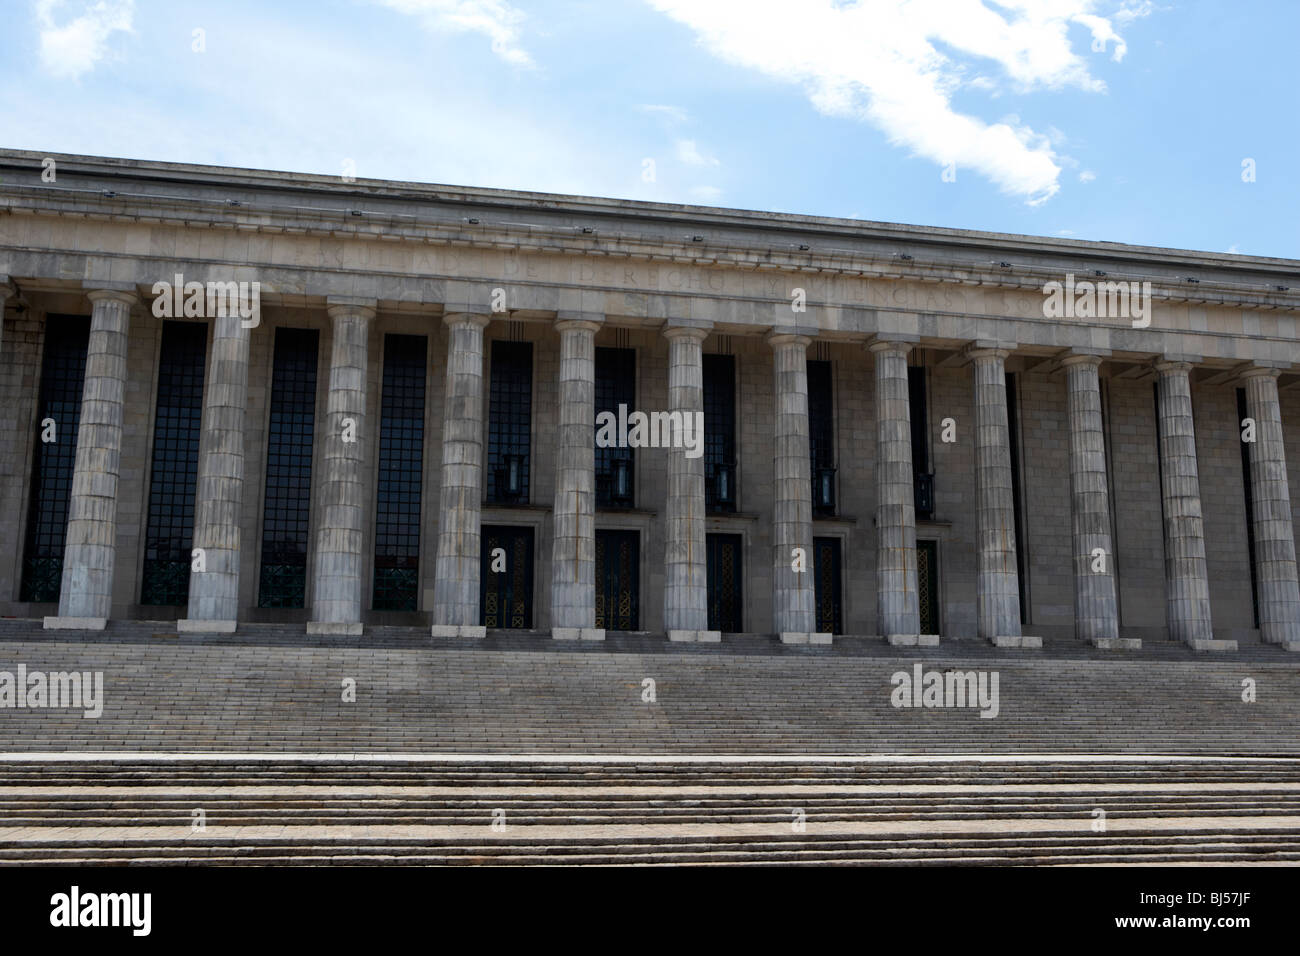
[101,190,117,198]
[350,209,363,217]
[998,261,1011,268]
[899,253,913,261]
[1094,269,1106,277]
[1277,285,1290,292]
[690,235,704,242]
[798,244,810,251]
[466,217,480,224]
[1185,276,1200,283]
[582,227,594,234]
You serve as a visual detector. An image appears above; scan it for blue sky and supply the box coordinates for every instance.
[3,0,1297,258]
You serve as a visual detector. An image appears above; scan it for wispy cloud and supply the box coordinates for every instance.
[35,0,134,80]
[638,103,690,125]
[646,0,1152,205]
[675,138,719,167]
[369,0,532,66]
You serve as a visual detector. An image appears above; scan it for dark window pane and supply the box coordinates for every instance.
[594,347,635,508]
[258,328,319,608]
[372,334,426,611]
[703,354,736,513]
[487,341,531,503]
[141,321,207,605]
[20,315,91,602]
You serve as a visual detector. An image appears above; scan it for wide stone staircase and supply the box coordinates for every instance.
[1,619,1298,864]
[2,756,1300,865]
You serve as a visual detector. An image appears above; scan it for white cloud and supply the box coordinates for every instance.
[370,0,532,66]
[675,138,720,167]
[35,0,134,79]
[689,185,722,202]
[1079,170,1096,182]
[646,0,1145,204]
[639,104,690,125]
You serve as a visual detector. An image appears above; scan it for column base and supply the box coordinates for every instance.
[430,625,487,639]
[306,621,363,636]
[1282,641,1300,653]
[779,631,833,645]
[177,619,237,634]
[43,616,107,631]
[1091,637,1142,650]
[885,634,940,647]
[1186,638,1238,652]
[990,635,1042,649]
[668,629,722,643]
[552,627,605,641]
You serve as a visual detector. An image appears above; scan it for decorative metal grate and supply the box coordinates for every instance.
[480,525,534,628]
[141,321,208,605]
[595,529,639,631]
[372,334,427,611]
[20,315,91,603]
[918,539,939,635]
[257,328,318,608]
[703,354,736,513]
[594,347,635,508]
[813,536,842,634]
[706,533,743,632]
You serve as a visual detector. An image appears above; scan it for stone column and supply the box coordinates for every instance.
[664,323,717,642]
[1062,353,1124,647]
[1154,360,1216,648]
[551,316,603,641]
[44,286,137,630]
[431,311,490,639]
[768,332,827,644]
[970,346,1036,647]
[1241,366,1300,648]
[177,313,252,634]
[306,299,374,636]
[870,339,933,645]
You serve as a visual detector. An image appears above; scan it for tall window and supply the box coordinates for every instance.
[807,359,835,515]
[703,354,736,512]
[20,315,91,602]
[258,327,319,608]
[140,321,207,605]
[595,347,635,508]
[373,334,427,611]
[909,365,933,520]
[1237,387,1260,628]
[487,341,531,503]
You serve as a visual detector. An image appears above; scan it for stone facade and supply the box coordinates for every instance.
[1,148,1299,651]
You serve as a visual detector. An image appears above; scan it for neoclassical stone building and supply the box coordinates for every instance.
[1,148,1298,651]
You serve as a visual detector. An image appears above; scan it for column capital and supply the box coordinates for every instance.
[662,319,712,341]
[554,313,602,334]
[1239,365,1283,381]
[866,335,915,356]
[966,344,1012,362]
[325,296,377,321]
[1060,352,1105,369]
[766,330,811,349]
[1153,358,1195,374]
[443,311,492,330]
[84,284,139,308]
